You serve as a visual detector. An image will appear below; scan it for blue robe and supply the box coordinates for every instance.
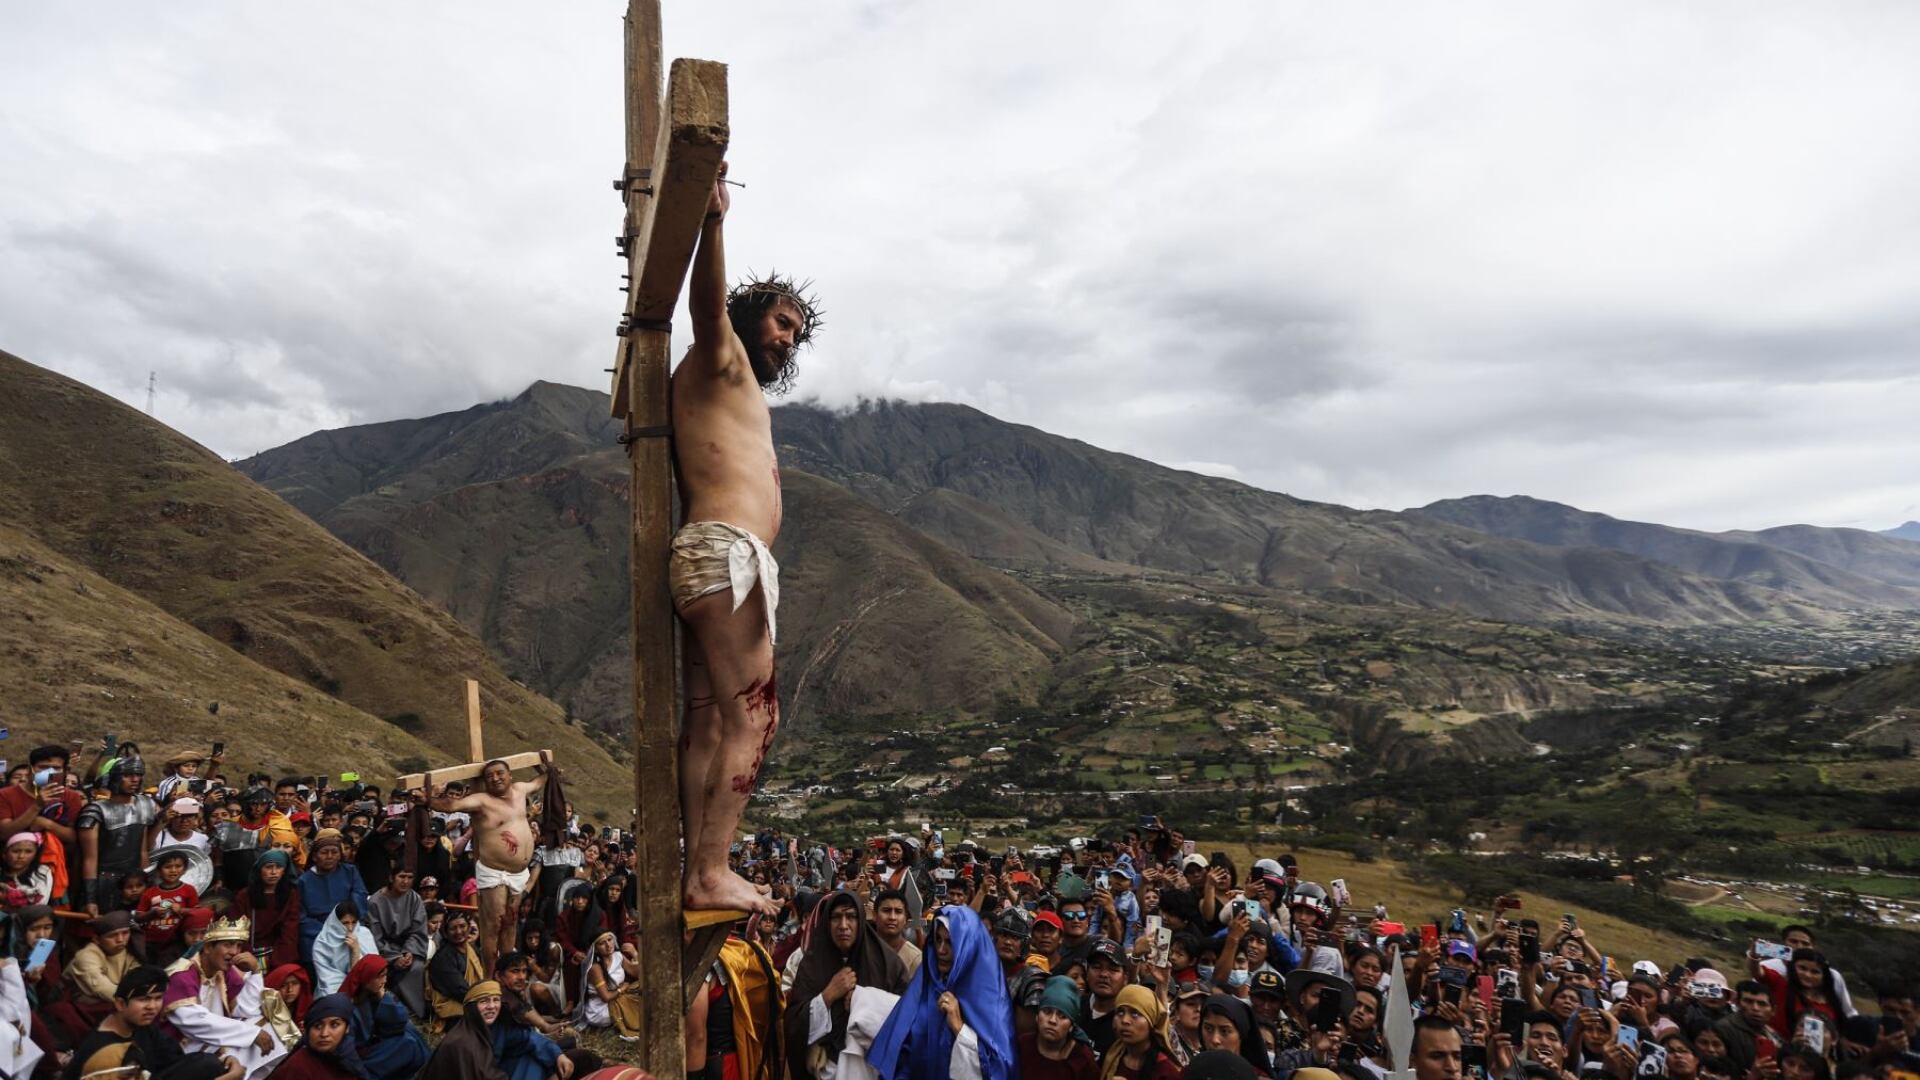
[298,863,369,966]
[351,991,431,1080]
[869,906,1017,1080]
[491,1012,565,1080]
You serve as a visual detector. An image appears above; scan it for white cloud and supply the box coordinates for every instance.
[3,1,1918,529]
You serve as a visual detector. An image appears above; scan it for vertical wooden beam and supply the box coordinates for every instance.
[628,328,682,1072]
[612,0,664,416]
[620,7,729,1072]
[465,678,484,763]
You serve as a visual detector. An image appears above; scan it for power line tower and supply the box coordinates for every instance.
[145,371,156,416]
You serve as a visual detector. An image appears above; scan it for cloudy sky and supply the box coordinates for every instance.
[4,3,1917,532]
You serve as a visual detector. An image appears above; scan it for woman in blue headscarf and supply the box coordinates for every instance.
[869,905,1016,1080]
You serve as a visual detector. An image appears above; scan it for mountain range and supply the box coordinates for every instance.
[6,345,1914,802]
[1887,522,1920,543]
[1413,495,1920,611]
[233,380,1920,744]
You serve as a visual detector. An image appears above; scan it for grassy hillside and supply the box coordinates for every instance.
[0,523,464,788]
[0,351,631,814]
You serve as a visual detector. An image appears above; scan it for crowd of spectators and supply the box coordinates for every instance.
[1,738,1914,1080]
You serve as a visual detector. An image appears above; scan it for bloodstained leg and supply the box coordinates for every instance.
[678,585,781,915]
[680,639,721,868]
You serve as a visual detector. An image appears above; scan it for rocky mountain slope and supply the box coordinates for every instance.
[1414,495,1920,609]
[768,401,1835,625]
[0,352,631,812]
[239,383,1074,737]
[1884,522,1920,543]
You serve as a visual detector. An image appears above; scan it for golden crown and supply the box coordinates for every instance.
[203,915,251,944]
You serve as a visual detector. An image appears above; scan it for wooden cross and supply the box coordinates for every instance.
[393,678,551,790]
[608,2,743,1073]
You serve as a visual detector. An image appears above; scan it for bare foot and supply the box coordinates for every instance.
[684,868,780,916]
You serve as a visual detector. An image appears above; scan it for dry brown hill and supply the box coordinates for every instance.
[0,351,630,813]
[0,523,454,787]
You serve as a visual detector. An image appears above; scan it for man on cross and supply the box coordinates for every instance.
[424,752,552,968]
[671,161,820,915]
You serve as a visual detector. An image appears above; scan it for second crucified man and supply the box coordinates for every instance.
[672,162,819,915]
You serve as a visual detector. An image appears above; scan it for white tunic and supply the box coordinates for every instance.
[0,960,45,1080]
[166,963,289,1080]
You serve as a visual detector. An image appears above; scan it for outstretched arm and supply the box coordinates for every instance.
[687,162,743,371]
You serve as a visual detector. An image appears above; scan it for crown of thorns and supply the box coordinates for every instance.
[727,272,823,348]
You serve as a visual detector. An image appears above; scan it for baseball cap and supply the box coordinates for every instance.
[170,798,203,815]
[1182,853,1209,871]
[1251,970,1286,999]
[1444,940,1477,962]
[1032,911,1063,931]
[1089,939,1126,968]
[1631,960,1662,979]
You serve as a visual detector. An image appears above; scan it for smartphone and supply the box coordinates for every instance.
[1181,840,1196,858]
[1450,909,1468,934]
[1420,924,1440,951]
[932,882,948,900]
[1330,878,1351,907]
[26,938,55,970]
[1500,998,1529,1045]
[1753,940,1793,962]
[1095,871,1111,891]
[1618,1026,1640,1051]
[1477,975,1495,1012]
[1462,1044,1488,1080]
[105,733,119,753]
[1209,851,1228,868]
[1309,989,1346,1032]
[1496,967,1521,1000]
[1562,912,1577,931]
[1148,917,1170,966]
[211,741,224,756]
[990,856,1005,876]
[1520,932,1541,966]
[1799,1015,1826,1055]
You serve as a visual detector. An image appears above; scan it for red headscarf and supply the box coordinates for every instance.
[340,954,388,1000]
[265,963,311,1023]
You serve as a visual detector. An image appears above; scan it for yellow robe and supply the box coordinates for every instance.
[717,937,785,1080]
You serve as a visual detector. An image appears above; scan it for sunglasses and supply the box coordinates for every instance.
[1062,911,1091,921]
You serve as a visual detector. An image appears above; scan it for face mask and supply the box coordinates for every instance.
[1197,965,1216,984]
[1227,969,1252,989]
